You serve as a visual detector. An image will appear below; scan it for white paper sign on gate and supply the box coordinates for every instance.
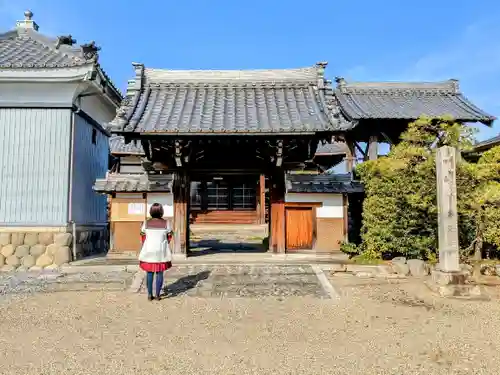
[128,202,145,215]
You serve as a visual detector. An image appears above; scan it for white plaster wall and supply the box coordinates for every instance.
[113,193,174,218]
[0,82,80,106]
[116,193,143,199]
[0,81,117,127]
[285,193,344,218]
[78,94,117,126]
[147,193,174,218]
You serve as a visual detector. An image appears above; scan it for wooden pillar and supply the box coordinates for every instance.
[257,174,266,224]
[345,141,356,173]
[269,169,286,253]
[368,135,378,161]
[200,180,208,211]
[173,171,190,255]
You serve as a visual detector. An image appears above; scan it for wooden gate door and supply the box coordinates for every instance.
[285,207,313,250]
[110,196,146,254]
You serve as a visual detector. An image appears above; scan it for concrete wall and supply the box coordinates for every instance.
[0,108,71,225]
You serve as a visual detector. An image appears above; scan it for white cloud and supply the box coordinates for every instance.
[402,19,500,82]
[342,19,500,140]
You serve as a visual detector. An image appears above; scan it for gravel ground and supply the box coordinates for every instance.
[1,273,500,375]
[0,271,133,305]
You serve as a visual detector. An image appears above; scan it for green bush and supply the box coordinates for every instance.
[356,116,500,261]
[339,241,360,257]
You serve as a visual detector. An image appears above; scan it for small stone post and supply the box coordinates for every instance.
[436,146,460,272]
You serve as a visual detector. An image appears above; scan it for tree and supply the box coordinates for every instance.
[461,146,500,260]
[351,116,497,261]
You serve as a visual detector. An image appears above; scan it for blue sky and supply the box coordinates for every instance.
[1,0,499,141]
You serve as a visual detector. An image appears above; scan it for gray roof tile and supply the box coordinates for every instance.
[334,78,495,125]
[473,134,500,152]
[108,62,352,134]
[0,11,122,102]
[109,136,143,155]
[0,29,92,69]
[286,173,363,194]
[93,174,173,193]
[315,141,347,155]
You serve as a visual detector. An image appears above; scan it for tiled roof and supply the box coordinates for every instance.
[315,141,347,155]
[0,11,122,102]
[108,62,352,134]
[286,173,364,194]
[93,174,173,193]
[0,31,93,68]
[334,78,495,125]
[109,136,143,155]
[0,11,96,69]
[472,134,500,152]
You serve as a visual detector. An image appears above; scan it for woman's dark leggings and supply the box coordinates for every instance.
[146,272,164,297]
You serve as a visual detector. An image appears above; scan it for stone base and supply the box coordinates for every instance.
[426,270,490,300]
[431,269,468,285]
[0,225,109,271]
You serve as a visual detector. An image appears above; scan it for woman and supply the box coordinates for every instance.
[139,203,173,301]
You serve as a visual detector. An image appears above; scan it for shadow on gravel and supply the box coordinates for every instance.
[164,270,211,298]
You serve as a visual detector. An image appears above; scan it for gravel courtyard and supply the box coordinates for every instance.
[1,269,500,375]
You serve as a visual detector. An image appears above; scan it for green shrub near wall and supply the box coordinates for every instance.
[345,116,500,261]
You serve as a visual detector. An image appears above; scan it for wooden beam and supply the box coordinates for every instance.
[174,140,183,167]
[269,169,286,253]
[343,194,349,242]
[258,174,266,224]
[276,140,283,167]
[380,132,393,146]
[368,135,378,160]
[173,171,190,255]
[354,142,366,160]
[345,141,356,173]
[141,140,151,160]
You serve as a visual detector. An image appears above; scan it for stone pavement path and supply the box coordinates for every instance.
[0,265,331,304]
[138,265,328,299]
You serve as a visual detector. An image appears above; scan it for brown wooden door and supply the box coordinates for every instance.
[286,207,313,250]
[111,221,143,253]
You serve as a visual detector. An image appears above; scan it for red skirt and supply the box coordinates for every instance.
[139,261,172,272]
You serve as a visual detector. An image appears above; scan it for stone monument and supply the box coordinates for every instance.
[436,145,460,272]
[427,146,487,299]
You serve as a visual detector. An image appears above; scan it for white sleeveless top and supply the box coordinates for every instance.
[138,220,172,263]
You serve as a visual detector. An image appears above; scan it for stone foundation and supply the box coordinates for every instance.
[0,225,109,272]
[425,269,489,300]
